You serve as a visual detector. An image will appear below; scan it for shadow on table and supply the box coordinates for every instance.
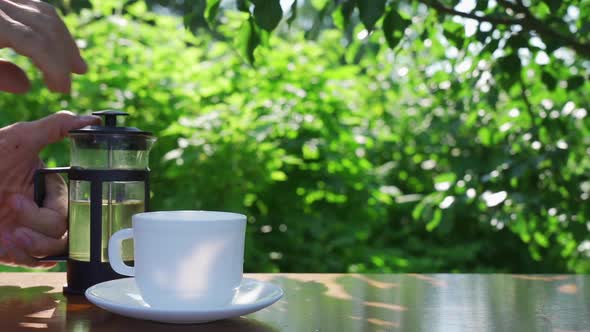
[0,285,64,331]
[0,285,278,332]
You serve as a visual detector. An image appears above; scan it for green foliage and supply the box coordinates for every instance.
[1,0,589,273]
[46,1,590,63]
[357,0,386,31]
[251,0,283,31]
[383,6,410,49]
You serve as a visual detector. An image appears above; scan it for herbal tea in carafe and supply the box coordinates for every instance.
[68,178,147,262]
[69,199,144,261]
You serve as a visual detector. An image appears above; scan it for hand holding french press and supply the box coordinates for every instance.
[0,111,100,267]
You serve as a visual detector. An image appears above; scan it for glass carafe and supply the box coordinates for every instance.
[68,113,155,262]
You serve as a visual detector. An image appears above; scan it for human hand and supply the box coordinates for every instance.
[0,0,87,94]
[0,111,100,267]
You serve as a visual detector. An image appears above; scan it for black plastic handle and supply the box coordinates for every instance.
[34,167,70,262]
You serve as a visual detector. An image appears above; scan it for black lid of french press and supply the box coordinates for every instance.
[69,110,153,136]
[69,110,154,150]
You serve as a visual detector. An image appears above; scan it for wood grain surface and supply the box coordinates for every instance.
[0,273,588,331]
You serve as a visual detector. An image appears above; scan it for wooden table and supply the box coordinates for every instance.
[0,273,588,331]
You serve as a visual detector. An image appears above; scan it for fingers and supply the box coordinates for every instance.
[13,171,68,237]
[7,191,67,265]
[16,0,87,74]
[13,227,66,259]
[0,0,87,93]
[28,111,101,149]
[3,250,56,268]
[41,172,68,217]
[0,4,69,92]
[0,59,30,93]
[23,0,87,74]
[10,193,66,239]
[0,231,56,268]
[9,169,70,240]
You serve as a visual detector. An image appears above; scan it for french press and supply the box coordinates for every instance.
[34,110,156,294]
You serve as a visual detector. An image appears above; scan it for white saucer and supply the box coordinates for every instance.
[85,277,283,324]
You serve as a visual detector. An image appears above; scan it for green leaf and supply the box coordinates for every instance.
[371,256,385,267]
[183,0,208,31]
[333,0,357,30]
[382,8,410,49]
[534,232,549,248]
[287,0,298,26]
[251,0,283,31]
[541,71,557,91]
[535,2,551,18]
[426,209,442,231]
[332,5,345,29]
[237,17,261,64]
[205,0,222,27]
[302,142,320,159]
[311,0,328,10]
[567,75,585,90]
[514,221,531,243]
[475,0,488,11]
[271,171,288,181]
[543,0,561,12]
[256,200,269,216]
[530,246,542,261]
[443,21,465,48]
[496,53,521,89]
[478,127,492,145]
[434,173,457,185]
[412,202,425,220]
[237,0,250,12]
[71,0,92,12]
[243,193,257,207]
[91,0,120,16]
[357,0,386,31]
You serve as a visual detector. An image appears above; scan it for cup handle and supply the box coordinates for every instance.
[108,228,135,276]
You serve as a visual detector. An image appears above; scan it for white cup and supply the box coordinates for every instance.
[108,210,246,309]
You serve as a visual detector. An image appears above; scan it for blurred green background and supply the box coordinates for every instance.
[0,0,589,273]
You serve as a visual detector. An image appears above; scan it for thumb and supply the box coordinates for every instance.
[29,111,101,150]
[0,60,30,94]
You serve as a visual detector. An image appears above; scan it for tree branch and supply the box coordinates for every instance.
[419,0,520,25]
[421,0,590,59]
[498,0,590,58]
[518,74,538,134]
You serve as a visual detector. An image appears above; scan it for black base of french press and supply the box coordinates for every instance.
[63,259,132,294]
[63,285,85,295]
